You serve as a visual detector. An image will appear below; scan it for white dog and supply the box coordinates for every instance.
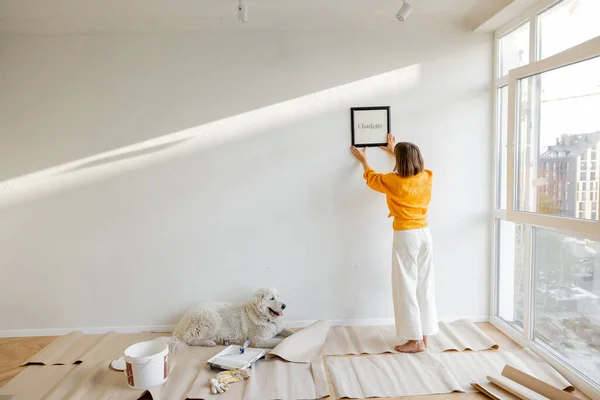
[172,288,294,349]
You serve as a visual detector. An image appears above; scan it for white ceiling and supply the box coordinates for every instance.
[0,0,512,34]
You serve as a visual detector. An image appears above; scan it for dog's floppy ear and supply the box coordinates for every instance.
[253,288,267,304]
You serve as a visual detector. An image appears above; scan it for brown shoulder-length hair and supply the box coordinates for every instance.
[394,142,424,177]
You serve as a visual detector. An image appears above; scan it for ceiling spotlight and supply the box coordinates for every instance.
[396,1,413,22]
[238,0,248,22]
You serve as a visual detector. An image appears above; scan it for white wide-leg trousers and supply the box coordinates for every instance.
[392,227,439,340]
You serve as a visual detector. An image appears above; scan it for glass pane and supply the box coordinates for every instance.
[514,56,600,220]
[497,220,525,328]
[498,86,509,210]
[539,0,600,59]
[533,228,600,386]
[498,22,530,77]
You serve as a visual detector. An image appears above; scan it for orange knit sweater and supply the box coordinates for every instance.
[363,168,433,230]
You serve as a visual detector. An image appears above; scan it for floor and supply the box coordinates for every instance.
[0,323,592,399]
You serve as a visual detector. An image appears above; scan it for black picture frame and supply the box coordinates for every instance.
[351,106,391,147]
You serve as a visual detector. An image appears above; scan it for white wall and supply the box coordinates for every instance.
[0,20,493,334]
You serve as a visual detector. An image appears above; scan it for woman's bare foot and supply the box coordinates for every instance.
[423,336,428,348]
[394,340,425,353]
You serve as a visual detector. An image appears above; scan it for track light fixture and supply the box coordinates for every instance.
[396,1,413,22]
[238,0,248,22]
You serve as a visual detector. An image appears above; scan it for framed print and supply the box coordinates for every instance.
[350,106,390,147]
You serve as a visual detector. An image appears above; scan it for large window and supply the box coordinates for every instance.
[533,229,600,385]
[493,1,600,397]
[514,56,600,221]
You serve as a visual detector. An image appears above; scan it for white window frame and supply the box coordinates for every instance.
[507,36,600,240]
[490,1,600,398]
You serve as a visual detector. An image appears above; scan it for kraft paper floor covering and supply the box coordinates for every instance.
[431,348,574,393]
[326,352,464,399]
[267,320,330,363]
[322,319,499,356]
[0,322,332,400]
[326,349,573,399]
[428,319,499,352]
[2,351,328,400]
[0,320,572,400]
[21,332,167,366]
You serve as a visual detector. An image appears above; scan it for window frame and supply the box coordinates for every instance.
[491,1,600,397]
[506,36,600,239]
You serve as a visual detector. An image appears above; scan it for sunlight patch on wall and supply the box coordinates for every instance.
[0,63,420,208]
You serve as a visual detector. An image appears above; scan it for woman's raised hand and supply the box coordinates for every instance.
[350,146,367,163]
[380,133,396,156]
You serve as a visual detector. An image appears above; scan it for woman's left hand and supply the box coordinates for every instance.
[350,146,367,163]
[380,133,396,155]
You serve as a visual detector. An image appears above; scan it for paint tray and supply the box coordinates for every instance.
[207,345,266,371]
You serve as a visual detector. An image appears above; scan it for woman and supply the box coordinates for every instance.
[350,134,438,353]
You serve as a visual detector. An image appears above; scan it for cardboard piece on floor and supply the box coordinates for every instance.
[429,319,499,352]
[487,375,548,400]
[433,349,573,393]
[471,382,520,400]
[267,320,330,363]
[21,331,166,366]
[326,352,463,399]
[322,325,396,356]
[501,365,578,400]
[243,357,330,400]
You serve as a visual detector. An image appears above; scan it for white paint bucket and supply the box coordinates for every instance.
[123,340,169,390]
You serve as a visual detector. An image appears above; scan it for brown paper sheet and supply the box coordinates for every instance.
[21,332,165,365]
[471,381,520,400]
[0,362,144,400]
[20,319,498,368]
[326,353,463,399]
[3,342,327,400]
[3,345,226,400]
[322,325,396,356]
[2,324,567,400]
[0,365,78,400]
[267,320,330,363]
[322,320,498,356]
[428,320,499,352]
[487,375,548,400]
[432,349,573,393]
[501,365,577,399]
[243,357,329,400]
